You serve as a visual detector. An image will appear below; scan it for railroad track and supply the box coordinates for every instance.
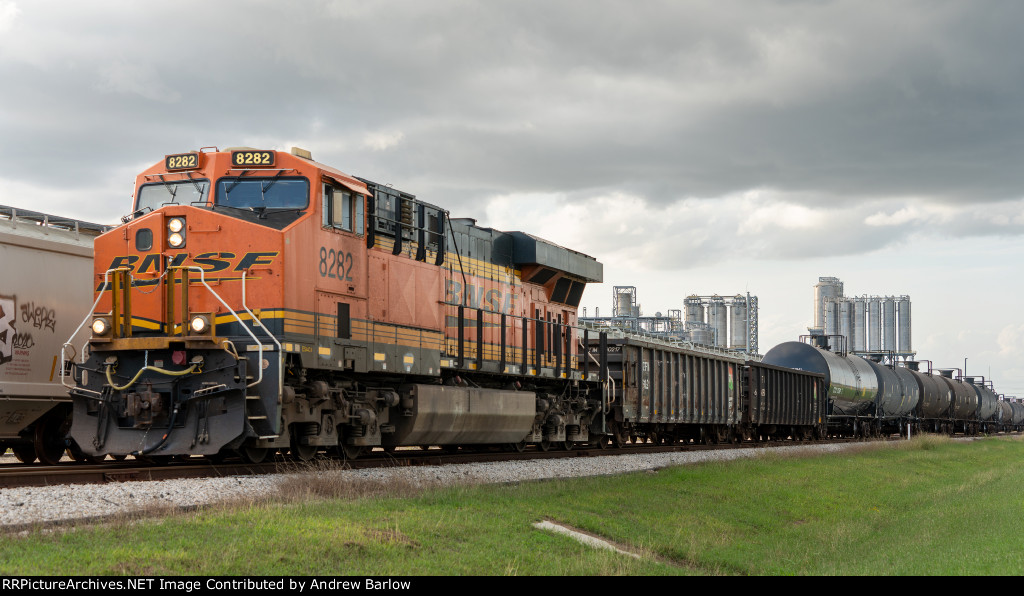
[0,437,874,489]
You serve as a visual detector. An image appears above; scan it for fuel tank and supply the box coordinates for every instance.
[762,342,877,416]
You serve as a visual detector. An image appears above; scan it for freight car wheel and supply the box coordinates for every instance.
[340,444,364,461]
[539,438,552,452]
[511,440,528,453]
[12,445,36,464]
[290,443,317,462]
[562,440,575,451]
[33,420,67,465]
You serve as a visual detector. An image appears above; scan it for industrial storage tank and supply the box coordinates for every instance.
[708,296,727,348]
[852,298,867,352]
[838,300,853,352]
[686,321,713,346]
[813,277,843,332]
[684,296,704,325]
[762,341,878,416]
[868,299,881,350]
[615,290,635,318]
[730,295,748,350]
[897,296,912,353]
[965,378,999,423]
[882,297,896,352]
[824,298,840,338]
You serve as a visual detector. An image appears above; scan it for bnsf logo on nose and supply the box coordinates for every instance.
[105,252,278,274]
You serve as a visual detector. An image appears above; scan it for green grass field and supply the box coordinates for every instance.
[2,435,1022,575]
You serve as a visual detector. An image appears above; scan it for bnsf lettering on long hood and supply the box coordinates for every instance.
[97,252,279,290]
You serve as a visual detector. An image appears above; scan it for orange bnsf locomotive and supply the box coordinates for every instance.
[66,147,606,462]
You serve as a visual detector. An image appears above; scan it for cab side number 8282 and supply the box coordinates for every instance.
[319,247,353,281]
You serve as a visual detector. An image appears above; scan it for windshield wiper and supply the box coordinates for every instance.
[157,175,178,203]
[185,172,204,197]
[261,170,286,194]
[222,171,251,197]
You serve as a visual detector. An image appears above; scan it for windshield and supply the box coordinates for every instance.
[215,177,309,210]
[135,180,210,213]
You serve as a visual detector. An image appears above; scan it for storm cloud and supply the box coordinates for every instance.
[2,0,1023,392]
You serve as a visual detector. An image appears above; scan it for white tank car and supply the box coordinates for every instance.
[0,206,108,463]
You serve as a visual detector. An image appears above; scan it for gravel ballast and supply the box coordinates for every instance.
[0,443,858,529]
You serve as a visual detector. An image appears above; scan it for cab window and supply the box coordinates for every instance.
[323,184,364,235]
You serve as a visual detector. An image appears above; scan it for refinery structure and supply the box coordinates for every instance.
[809,276,914,361]
[581,286,759,355]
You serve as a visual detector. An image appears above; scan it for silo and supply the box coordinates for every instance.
[897,296,912,353]
[838,299,853,352]
[686,321,712,346]
[708,296,727,347]
[824,298,841,337]
[882,297,896,352]
[868,298,882,351]
[730,295,748,349]
[613,287,635,318]
[813,277,844,332]
[852,297,867,352]
[684,295,705,325]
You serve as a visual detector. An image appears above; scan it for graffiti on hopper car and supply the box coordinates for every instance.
[19,301,56,332]
[0,295,15,366]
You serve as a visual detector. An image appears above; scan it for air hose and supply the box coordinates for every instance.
[104,363,197,391]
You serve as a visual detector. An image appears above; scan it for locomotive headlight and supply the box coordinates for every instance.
[91,317,111,336]
[167,217,185,247]
[189,314,210,334]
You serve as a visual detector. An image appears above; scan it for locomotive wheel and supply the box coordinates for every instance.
[12,445,37,464]
[240,446,272,464]
[66,440,104,464]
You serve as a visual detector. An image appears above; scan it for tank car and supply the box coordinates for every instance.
[965,377,999,433]
[0,205,107,464]
[66,147,606,462]
[905,362,953,433]
[761,339,919,436]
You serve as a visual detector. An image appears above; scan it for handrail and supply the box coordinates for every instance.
[61,268,117,393]
[61,265,272,392]
[179,266,266,387]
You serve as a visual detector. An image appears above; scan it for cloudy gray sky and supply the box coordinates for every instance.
[2,0,1023,395]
